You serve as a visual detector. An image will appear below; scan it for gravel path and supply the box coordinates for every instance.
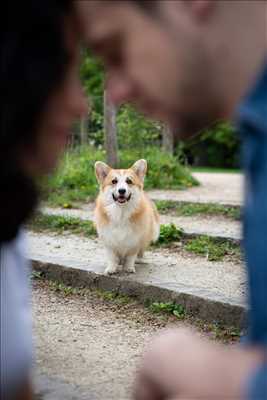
[33,281,178,399]
[33,280,233,400]
[148,172,243,206]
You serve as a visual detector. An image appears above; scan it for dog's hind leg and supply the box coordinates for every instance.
[137,249,144,259]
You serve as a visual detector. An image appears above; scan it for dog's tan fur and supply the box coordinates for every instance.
[94,160,160,274]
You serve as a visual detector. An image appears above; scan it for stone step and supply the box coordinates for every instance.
[42,206,242,242]
[28,231,247,328]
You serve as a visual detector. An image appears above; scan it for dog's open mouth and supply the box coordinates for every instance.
[112,193,131,204]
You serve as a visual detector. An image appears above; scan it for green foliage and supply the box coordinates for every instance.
[31,271,43,280]
[29,213,97,237]
[118,147,198,189]
[210,323,241,341]
[48,281,80,296]
[43,146,105,206]
[157,223,184,244]
[79,53,239,169]
[85,103,163,150]
[154,200,177,213]
[97,290,132,305]
[80,50,104,113]
[185,236,240,261]
[180,121,240,168]
[155,201,240,220]
[117,105,162,149]
[149,302,186,319]
[43,146,198,207]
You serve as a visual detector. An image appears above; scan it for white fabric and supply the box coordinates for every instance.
[0,231,32,398]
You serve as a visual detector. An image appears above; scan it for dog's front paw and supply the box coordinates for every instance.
[125,266,136,274]
[124,255,137,274]
[104,265,120,275]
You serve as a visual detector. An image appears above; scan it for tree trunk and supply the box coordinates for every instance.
[162,124,174,154]
[80,117,88,145]
[104,89,119,167]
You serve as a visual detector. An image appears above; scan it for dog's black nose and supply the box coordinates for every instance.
[118,188,126,195]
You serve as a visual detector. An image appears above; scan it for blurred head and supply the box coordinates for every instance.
[76,0,267,139]
[0,1,87,240]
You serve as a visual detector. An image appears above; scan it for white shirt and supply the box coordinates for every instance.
[0,231,32,398]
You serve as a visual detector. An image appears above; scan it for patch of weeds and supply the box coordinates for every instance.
[48,280,80,296]
[155,200,177,213]
[156,223,184,245]
[155,200,240,220]
[192,317,242,343]
[185,236,240,261]
[40,278,132,305]
[31,270,43,280]
[148,301,186,320]
[95,289,132,305]
[207,322,241,341]
[28,213,96,237]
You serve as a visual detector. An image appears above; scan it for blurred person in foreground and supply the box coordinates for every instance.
[76,1,267,399]
[0,2,87,399]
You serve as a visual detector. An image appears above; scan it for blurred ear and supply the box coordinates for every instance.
[95,161,111,183]
[131,159,147,182]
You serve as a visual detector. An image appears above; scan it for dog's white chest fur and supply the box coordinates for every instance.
[99,204,140,255]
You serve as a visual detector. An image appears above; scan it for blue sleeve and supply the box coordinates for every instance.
[246,361,267,400]
[237,62,267,400]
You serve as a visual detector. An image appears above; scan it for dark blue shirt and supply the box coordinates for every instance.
[237,62,267,399]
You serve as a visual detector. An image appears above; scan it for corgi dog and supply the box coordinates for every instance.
[94,159,160,275]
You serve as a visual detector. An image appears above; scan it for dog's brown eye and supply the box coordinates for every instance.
[126,178,133,185]
[112,178,118,185]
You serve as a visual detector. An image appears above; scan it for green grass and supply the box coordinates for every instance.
[41,146,104,208]
[155,200,240,220]
[156,225,240,261]
[45,280,132,304]
[157,223,184,244]
[185,235,240,261]
[42,145,198,208]
[148,301,186,319]
[95,289,132,305]
[28,213,96,237]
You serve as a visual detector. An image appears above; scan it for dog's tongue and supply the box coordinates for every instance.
[118,197,126,203]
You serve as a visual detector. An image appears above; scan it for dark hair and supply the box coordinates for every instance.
[0,1,73,242]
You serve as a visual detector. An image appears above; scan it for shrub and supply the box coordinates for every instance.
[42,146,198,207]
[179,121,240,168]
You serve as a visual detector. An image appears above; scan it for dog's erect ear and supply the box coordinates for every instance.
[131,159,147,182]
[95,161,111,184]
